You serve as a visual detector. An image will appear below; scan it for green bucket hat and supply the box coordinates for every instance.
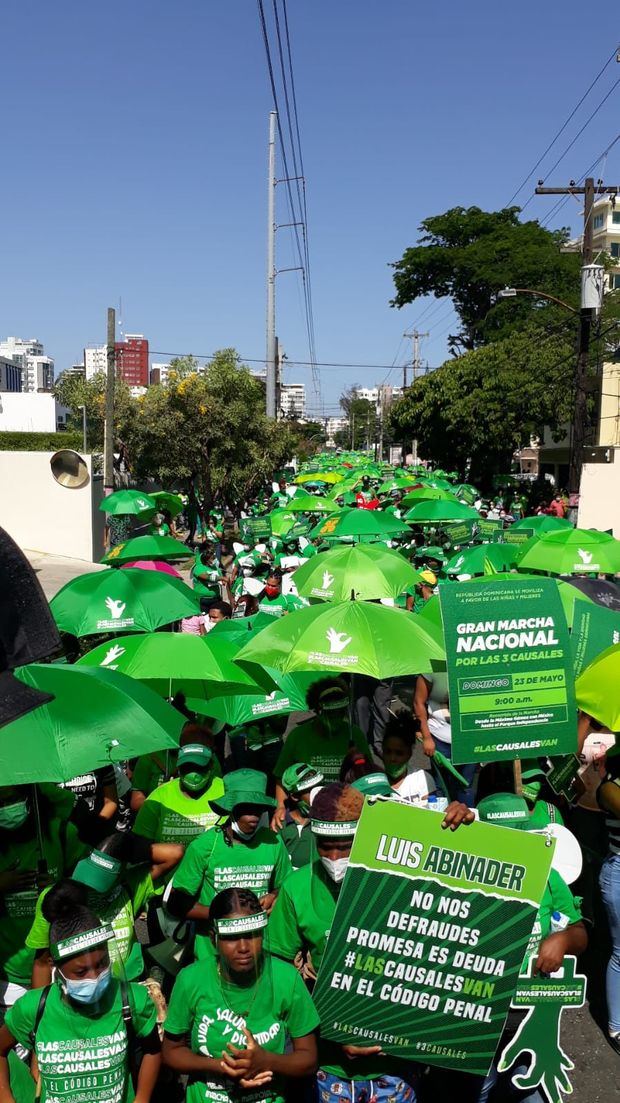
[210,768,277,815]
[72,849,122,894]
[477,793,530,830]
[281,762,324,797]
[352,773,393,798]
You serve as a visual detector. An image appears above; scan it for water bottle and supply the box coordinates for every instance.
[427,795,449,813]
[550,911,569,933]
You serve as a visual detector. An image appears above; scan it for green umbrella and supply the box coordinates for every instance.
[151,491,184,517]
[292,544,421,601]
[267,509,299,537]
[575,644,620,729]
[377,478,424,496]
[209,614,275,641]
[103,534,193,565]
[3,664,182,785]
[401,487,459,508]
[512,515,574,533]
[50,567,200,638]
[77,632,276,698]
[454,484,479,504]
[236,600,444,679]
[445,543,519,577]
[99,489,157,517]
[295,471,344,485]
[284,493,340,513]
[310,508,410,543]
[189,670,323,726]
[517,528,620,576]
[404,500,479,524]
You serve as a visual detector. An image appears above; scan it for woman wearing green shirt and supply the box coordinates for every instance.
[0,901,160,1103]
[163,887,318,1103]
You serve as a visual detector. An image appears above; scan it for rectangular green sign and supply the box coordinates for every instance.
[476,519,504,539]
[439,577,577,764]
[571,603,620,676]
[446,521,478,546]
[240,516,272,543]
[313,801,553,1076]
[504,528,535,545]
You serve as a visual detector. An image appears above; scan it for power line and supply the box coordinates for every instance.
[540,132,620,228]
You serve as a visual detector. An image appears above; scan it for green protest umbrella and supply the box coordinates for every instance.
[291,543,421,601]
[401,487,459,508]
[189,670,323,726]
[209,614,275,641]
[445,543,519,577]
[103,534,193,565]
[404,500,479,524]
[310,508,410,543]
[77,632,276,698]
[454,484,479,504]
[284,493,340,513]
[99,489,157,517]
[512,515,573,533]
[151,491,184,517]
[517,528,620,576]
[377,478,424,496]
[236,600,444,679]
[575,644,620,730]
[295,471,344,485]
[3,664,182,785]
[50,567,200,638]
[267,509,299,536]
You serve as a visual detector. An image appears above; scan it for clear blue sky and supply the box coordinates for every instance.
[1,0,618,414]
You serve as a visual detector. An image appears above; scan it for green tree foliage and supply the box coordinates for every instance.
[391,207,581,353]
[388,329,574,486]
[338,388,378,450]
[53,370,132,451]
[117,349,297,512]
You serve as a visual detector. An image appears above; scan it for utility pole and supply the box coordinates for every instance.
[403,329,429,388]
[535,179,619,496]
[266,111,277,418]
[350,409,355,449]
[275,337,282,418]
[104,307,116,494]
[377,389,384,463]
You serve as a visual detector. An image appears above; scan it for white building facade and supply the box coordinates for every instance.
[280,382,306,420]
[84,345,108,380]
[0,337,54,393]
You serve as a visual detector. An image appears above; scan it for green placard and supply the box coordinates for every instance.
[546,755,582,801]
[446,521,478,546]
[570,603,620,676]
[240,516,272,543]
[439,578,577,764]
[477,519,504,540]
[504,528,535,546]
[313,801,554,1077]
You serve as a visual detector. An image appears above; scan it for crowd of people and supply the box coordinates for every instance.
[1,456,618,1103]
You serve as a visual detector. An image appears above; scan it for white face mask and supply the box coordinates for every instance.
[204,618,217,633]
[231,811,267,841]
[320,856,349,883]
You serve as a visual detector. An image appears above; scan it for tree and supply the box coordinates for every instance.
[388,328,574,486]
[338,387,378,450]
[53,370,133,452]
[391,207,581,353]
[118,349,297,513]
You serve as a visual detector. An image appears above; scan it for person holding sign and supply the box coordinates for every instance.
[596,749,620,1054]
[162,888,319,1103]
[0,899,161,1103]
[413,673,477,806]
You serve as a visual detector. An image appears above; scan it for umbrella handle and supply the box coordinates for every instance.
[31,787,49,882]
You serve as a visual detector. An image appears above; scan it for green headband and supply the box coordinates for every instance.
[311,819,358,837]
[52,924,114,962]
[213,913,268,937]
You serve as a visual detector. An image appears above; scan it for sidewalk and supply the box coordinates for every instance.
[26,549,106,600]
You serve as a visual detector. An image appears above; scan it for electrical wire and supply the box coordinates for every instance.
[540,132,620,228]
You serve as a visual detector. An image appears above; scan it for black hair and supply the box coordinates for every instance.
[209,888,263,927]
[339,748,374,783]
[266,569,282,582]
[383,714,416,752]
[45,882,104,952]
[42,879,88,921]
[306,676,348,714]
[209,600,232,618]
[96,832,127,860]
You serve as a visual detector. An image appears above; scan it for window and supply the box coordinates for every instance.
[613,275,620,290]
[611,243,620,260]
[613,212,620,225]
[593,213,605,229]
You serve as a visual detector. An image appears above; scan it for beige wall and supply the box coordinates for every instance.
[599,362,620,448]
[578,452,620,537]
[0,451,105,560]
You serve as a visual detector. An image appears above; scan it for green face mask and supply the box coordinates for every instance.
[383,761,407,781]
[297,799,311,817]
[0,800,29,831]
[181,770,211,794]
[522,780,542,803]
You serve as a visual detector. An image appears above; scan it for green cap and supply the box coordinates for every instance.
[477,793,530,830]
[416,546,446,564]
[352,773,393,798]
[177,744,214,770]
[281,763,324,797]
[209,768,277,814]
[72,850,122,894]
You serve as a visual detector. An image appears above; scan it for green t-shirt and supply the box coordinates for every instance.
[528,800,565,829]
[164,953,319,1103]
[172,828,292,960]
[25,869,153,982]
[131,752,177,798]
[133,776,225,846]
[274,719,370,783]
[257,594,296,618]
[522,869,582,968]
[0,813,85,986]
[278,821,313,869]
[6,980,156,1103]
[192,559,222,600]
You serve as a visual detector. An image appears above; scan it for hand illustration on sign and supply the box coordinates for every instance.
[100,644,126,667]
[105,597,126,619]
[326,628,352,654]
[576,548,593,566]
[322,570,335,590]
[498,956,586,1103]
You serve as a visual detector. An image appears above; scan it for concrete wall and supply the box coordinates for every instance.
[0,392,61,431]
[599,362,620,448]
[0,451,105,561]
[578,451,620,537]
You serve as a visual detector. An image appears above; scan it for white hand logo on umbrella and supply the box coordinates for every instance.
[322,570,335,590]
[105,597,127,619]
[137,498,150,508]
[100,644,126,667]
[326,627,352,654]
[577,549,593,565]
[454,555,464,569]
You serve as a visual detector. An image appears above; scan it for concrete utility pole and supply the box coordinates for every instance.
[274,336,283,418]
[266,111,277,418]
[103,307,116,494]
[535,179,619,495]
[403,329,429,388]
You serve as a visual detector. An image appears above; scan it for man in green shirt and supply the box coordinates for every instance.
[134,744,224,852]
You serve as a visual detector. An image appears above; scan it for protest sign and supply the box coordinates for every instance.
[499,956,586,1103]
[571,603,620,676]
[546,755,582,802]
[504,528,535,546]
[313,800,554,1076]
[476,519,504,540]
[446,521,478,546]
[240,516,272,543]
[439,577,577,764]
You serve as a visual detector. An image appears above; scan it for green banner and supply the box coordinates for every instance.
[571,603,620,676]
[313,801,554,1076]
[446,521,478,546]
[476,519,504,540]
[504,527,535,546]
[439,578,577,764]
[240,516,272,543]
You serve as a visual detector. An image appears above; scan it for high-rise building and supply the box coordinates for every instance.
[150,362,171,386]
[0,356,23,392]
[84,345,108,380]
[280,382,306,420]
[116,334,149,388]
[0,337,53,392]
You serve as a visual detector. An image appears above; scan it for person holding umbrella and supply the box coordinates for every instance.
[0,901,161,1103]
[166,770,292,961]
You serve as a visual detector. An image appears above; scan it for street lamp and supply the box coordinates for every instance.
[77,404,87,454]
[497,287,577,313]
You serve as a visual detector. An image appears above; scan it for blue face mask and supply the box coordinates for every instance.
[61,967,111,1005]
